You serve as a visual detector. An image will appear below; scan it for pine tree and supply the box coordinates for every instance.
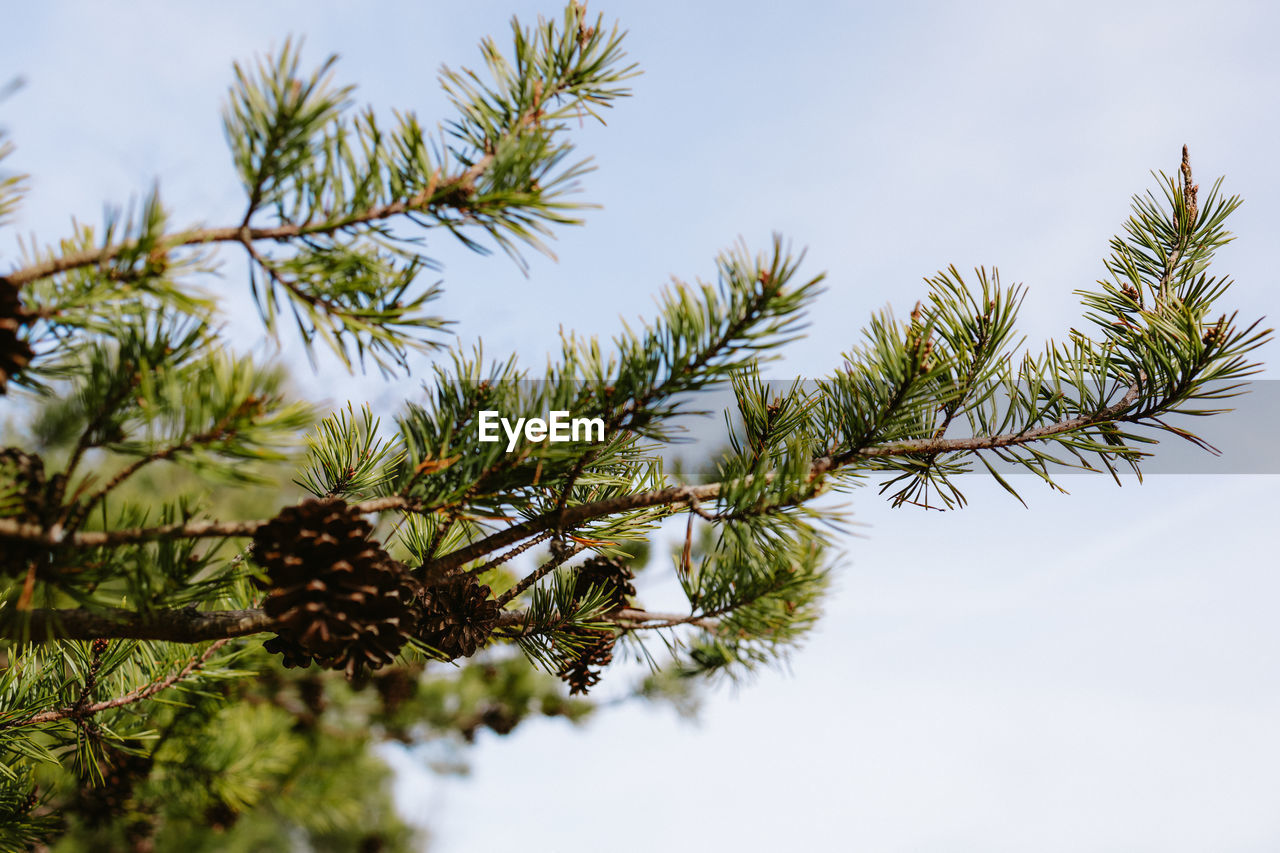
[0,3,1269,849]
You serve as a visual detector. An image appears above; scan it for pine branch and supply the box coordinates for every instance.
[0,380,1141,559]
[3,168,480,289]
[468,530,555,583]
[65,402,259,532]
[4,601,716,647]
[491,607,719,638]
[427,377,1142,576]
[0,639,228,729]
[1153,144,1199,300]
[425,483,721,579]
[0,495,420,547]
[610,608,720,631]
[58,378,139,510]
[4,6,617,294]
[8,608,271,643]
[817,374,1143,471]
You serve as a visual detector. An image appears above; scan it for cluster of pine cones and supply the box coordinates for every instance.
[252,499,637,695]
[251,498,502,678]
[556,555,635,695]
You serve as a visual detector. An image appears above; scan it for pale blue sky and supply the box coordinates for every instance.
[4,2,1279,850]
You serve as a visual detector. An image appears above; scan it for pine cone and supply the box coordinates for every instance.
[557,629,615,696]
[358,835,387,853]
[0,448,48,576]
[549,555,636,694]
[253,498,422,678]
[124,817,157,852]
[479,704,519,736]
[296,676,327,717]
[0,277,32,395]
[418,573,500,659]
[572,555,636,612]
[374,668,418,714]
[74,747,153,827]
[204,801,238,832]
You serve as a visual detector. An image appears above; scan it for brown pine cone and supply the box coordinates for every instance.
[557,629,616,696]
[253,498,422,678]
[0,448,48,576]
[74,747,153,827]
[418,573,500,659]
[296,676,327,717]
[547,554,637,695]
[374,668,418,714]
[478,704,520,736]
[204,801,239,832]
[0,277,32,396]
[572,555,636,612]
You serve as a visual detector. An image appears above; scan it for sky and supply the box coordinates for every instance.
[4,2,1280,850]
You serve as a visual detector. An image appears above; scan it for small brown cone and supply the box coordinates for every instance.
[557,629,616,696]
[0,448,48,576]
[374,668,418,714]
[74,747,153,827]
[418,573,500,659]
[572,555,635,611]
[0,278,32,395]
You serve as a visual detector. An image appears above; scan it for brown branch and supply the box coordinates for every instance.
[9,607,273,644]
[610,608,720,631]
[494,540,587,607]
[469,530,554,582]
[4,600,719,650]
[494,606,719,634]
[426,483,721,580]
[0,516,259,547]
[813,376,1143,474]
[430,378,1143,574]
[0,495,422,547]
[6,55,547,291]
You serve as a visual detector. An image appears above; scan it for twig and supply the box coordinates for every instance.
[677,509,695,587]
[494,541,587,607]
[3,639,229,729]
[8,607,272,643]
[495,606,719,633]
[610,608,720,631]
[0,495,424,547]
[3,174,487,289]
[67,406,253,532]
[2,59,574,291]
[69,639,108,720]
[467,530,553,581]
[814,376,1142,473]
